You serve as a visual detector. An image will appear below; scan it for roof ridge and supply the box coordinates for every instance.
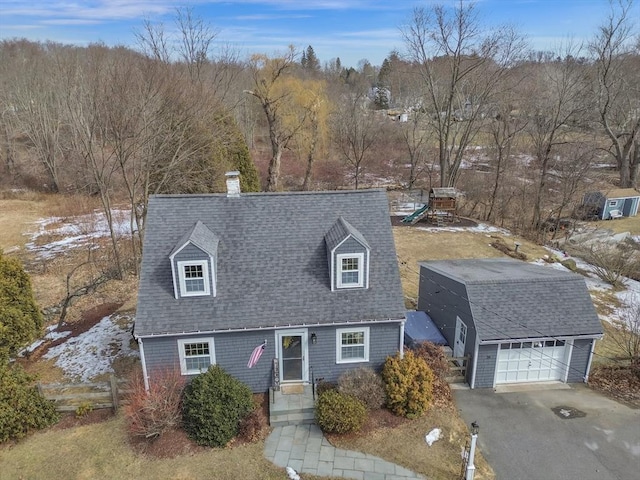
[152,189,386,199]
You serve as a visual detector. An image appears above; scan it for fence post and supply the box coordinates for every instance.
[110,374,119,412]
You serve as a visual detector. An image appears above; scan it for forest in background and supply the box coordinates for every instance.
[1,1,639,276]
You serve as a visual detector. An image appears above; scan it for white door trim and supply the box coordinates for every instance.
[275,329,309,384]
[454,317,467,358]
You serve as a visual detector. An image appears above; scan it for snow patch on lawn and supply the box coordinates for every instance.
[43,314,138,382]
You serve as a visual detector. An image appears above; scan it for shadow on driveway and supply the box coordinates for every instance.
[453,383,640,480]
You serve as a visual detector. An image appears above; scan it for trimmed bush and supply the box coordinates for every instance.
[0,361,59,443]
[382,350,435,418]
[125,368,185,438]
[338,367,386,409]
[315,389,367,434]
[182,365,253,447]
[412,342,450,380]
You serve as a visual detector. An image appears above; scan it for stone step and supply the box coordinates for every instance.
[270,410,316,427]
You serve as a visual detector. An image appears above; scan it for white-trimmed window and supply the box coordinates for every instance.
[177,260,210,296]
[336,327,369,363]
[178,338,215,375]
[336,253,365,288]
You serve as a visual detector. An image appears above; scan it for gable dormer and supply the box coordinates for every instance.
[325,217,370,291]
[169,221,219,299]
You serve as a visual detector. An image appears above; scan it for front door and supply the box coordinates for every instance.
[277,329,308,383]
[454,317,467,358]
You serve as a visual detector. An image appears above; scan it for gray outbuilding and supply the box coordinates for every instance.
[417,258,603,388]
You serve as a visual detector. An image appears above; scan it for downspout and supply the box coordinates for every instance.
[470,338,479,389]
[564,340,574,383]
[137,336,150,392]
[584,338,597,383]
[399,320,405,358]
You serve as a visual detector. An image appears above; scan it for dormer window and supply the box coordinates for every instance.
[178,260,210,296]
[325,217,370,291]
[169,221,219,299]
[337,253,365,288]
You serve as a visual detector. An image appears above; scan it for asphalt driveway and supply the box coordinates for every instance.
[453,384,640,480]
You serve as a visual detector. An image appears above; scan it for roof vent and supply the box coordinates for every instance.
[225,171,240,197]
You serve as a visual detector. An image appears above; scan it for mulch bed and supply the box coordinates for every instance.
[589,365,640,408]
[53,408,115,430]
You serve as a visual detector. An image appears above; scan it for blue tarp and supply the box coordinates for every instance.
[404,311,447,347]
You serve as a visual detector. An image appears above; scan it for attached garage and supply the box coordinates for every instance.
[417,259,603,389]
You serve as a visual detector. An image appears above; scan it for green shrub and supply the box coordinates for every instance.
[315,389,367,434]
[0,250,43,356]
[382,350,435,418]
[0,361,59,442]
[182,365,253,447]
[75,402,93,418]
[338,367,386,409]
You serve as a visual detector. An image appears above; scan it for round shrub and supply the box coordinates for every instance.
[382,350,435,418]
[338,367,386,409]
[182,365,253,447]
[315,389,367,434]
[0,361,59,443]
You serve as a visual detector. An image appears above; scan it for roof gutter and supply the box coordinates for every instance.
[134,317,406,340]
[478,333,603,345]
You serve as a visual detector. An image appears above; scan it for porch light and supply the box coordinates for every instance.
[311,332,317,344]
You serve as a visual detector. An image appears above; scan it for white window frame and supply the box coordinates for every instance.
[336,252,365,289]
[178,338,216,375]
[336,327,369,363]
[177,260,211,297]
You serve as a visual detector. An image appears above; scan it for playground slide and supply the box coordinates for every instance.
[402,204,430,224]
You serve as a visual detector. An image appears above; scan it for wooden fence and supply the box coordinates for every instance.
[38,375,130,412]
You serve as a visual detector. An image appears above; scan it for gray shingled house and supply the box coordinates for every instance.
[418,259,603,389]
[133,177,406,393]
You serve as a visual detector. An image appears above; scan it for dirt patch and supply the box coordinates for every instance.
[589,364,640,408]
[54,408,115,430]
[391,215,479,228]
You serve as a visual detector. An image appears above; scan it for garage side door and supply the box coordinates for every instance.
[496,340,566,384]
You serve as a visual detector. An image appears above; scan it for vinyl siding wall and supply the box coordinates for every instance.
[474,344,498,388]
[567,338,594,383]
[141,322,401,392]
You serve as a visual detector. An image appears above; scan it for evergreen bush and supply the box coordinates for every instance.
[0,250,43,356]
[0,360,59,443]
[337,367,386,409]
[382,350,435,418]
[182,365,253,447]
[315,389,367,434]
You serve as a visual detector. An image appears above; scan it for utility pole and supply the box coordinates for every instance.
[465,421,479,480]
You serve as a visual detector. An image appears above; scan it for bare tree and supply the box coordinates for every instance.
[332,92,379,189]
[245,46,299,191]
[611,295,640,378]
[402,2,527,187]
[400,108,432,189]
[589,0,640,188]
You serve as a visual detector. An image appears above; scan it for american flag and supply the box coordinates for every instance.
[247,341,266,368]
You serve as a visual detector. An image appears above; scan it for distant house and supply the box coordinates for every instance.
[133,174,406,394]
[582,188,640,220]
[418,258,603,389]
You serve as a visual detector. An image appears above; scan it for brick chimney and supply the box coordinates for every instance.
[225,171,240,197]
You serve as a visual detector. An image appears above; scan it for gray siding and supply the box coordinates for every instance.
[474,344,498,388]
[417,266,474,348]
[142,322,401,393]
[308,323,401,384]
[172,243,214,299]
[333,237,369,290]
[567,338,593,383]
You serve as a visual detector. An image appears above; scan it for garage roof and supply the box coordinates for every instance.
[420,258,603,341]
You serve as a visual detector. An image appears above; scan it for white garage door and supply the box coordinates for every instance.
[496,340,567,384]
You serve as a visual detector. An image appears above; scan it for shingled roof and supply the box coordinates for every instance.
[420,258,603,341]
[135,189,405,337]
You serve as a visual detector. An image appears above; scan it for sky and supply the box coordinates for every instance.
[0,1,634,67]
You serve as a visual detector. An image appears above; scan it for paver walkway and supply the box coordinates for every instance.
[264,424,425,480]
